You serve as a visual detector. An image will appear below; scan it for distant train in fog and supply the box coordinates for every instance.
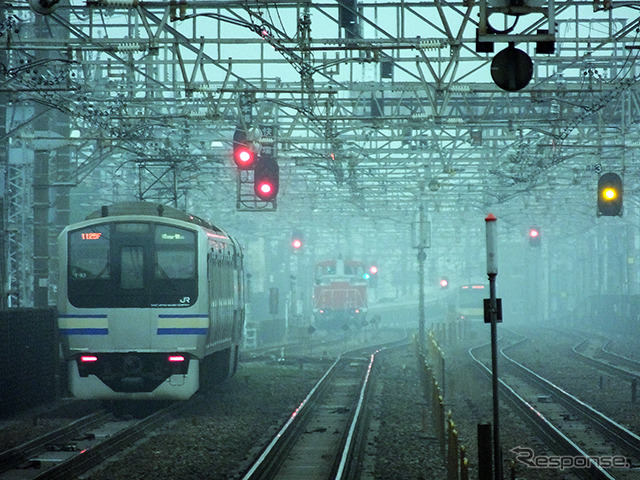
[57,202,245,400]
[456,284,487,320]
[313,258,368,330]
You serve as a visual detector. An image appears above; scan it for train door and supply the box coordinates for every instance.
[111,223,154,348]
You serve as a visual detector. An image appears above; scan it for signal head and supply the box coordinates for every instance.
[597,172,623,217]
[233,128,257,170]
[253,156,279,201]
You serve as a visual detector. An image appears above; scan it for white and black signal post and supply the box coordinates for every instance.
[485,213,502,480]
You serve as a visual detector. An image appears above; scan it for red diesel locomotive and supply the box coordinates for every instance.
[313,258,368,330]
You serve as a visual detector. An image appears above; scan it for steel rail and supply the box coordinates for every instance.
[502,340,640,459]
[469,340,620,480]
[32,401,183,480]
[0,402,183,480]
[0,410,111,474]
[572,338,640,382]
[242,339,407,480]
[240,356,342,479]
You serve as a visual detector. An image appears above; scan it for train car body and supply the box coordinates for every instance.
[457,284,487,320]
[57,202,245,400]
[313,258,367,329]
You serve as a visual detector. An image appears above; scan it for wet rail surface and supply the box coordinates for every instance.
[240,339,407,480]
[470,337,640,480]
[0,402,181,480]
[571,335,640,382]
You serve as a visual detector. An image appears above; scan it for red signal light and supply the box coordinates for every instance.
[256,180,274,197]
[529,227,541,247]
[439,277,449,289]
[369,265,378,275]
[234,147,255,169]
[233,128,256,170]
[292,239,302,249]
[254,156,279,201]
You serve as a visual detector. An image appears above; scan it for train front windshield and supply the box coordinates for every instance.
[67,222,197,308]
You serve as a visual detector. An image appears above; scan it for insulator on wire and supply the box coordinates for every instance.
[113,43,146,52]
[100,0,139,8]
[418,40,443,50]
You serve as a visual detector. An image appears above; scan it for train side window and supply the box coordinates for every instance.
[156,249,195,279]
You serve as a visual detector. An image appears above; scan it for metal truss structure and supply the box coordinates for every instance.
[2,0,640,305]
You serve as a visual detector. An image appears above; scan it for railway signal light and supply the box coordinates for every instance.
[254,156,279,201]
[529,227,541,247]
[439,277,449,289]
[597,172,623,217]
[233,128,257,170]
[366,265,378,287]
[292,232,303,250]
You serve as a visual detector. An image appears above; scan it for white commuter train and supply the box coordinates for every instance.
[57,201,245,400]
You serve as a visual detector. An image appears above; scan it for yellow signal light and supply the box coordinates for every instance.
[597,172,623,217]
[602,188,617,201]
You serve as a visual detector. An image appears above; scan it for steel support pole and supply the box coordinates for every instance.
[33,149,49,307]
[485,213,501,480]
[0,7,7,308]
[418,246,426,349]
[488,272,501,480]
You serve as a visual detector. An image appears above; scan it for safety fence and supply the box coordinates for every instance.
[429,318,471,346]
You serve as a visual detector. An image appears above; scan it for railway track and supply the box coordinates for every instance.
[0,402,181,480]
[572,335,640,382]
[470,338,640,480]
[240,339,406,480]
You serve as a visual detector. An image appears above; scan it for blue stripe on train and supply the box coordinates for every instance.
[157,328,208,335]
[59,328,109,335]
